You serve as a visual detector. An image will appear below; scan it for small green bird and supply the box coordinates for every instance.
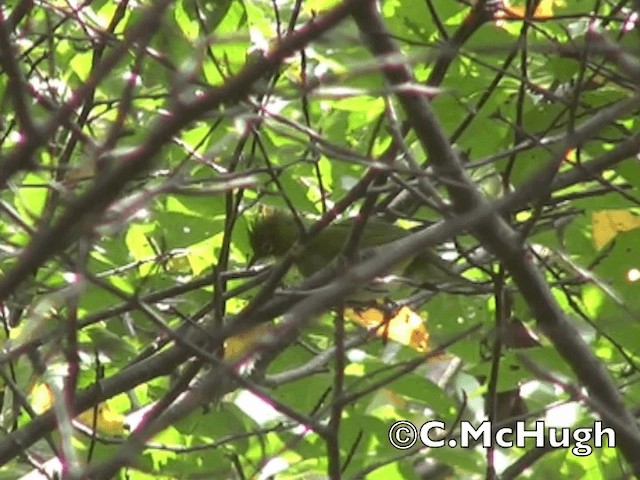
[248,208,460,296]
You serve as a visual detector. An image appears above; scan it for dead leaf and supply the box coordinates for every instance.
[345,305,429,353]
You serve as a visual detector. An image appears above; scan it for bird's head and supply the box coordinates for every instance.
[248,208,300,264]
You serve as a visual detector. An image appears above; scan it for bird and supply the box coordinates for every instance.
[248,208,463,299]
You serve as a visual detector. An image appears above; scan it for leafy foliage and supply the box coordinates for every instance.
[0,0,639,478]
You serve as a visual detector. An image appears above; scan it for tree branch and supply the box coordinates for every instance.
[351,1,640,473]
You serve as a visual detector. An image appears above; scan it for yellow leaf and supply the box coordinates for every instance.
[592,210,640,250]
[223,324,272,362]
[498,0,564,20]
[345,305,429,353]
[29,382,125,436]
[303,0,341,15]
[76,404,126,436]
[29,382,54,414]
